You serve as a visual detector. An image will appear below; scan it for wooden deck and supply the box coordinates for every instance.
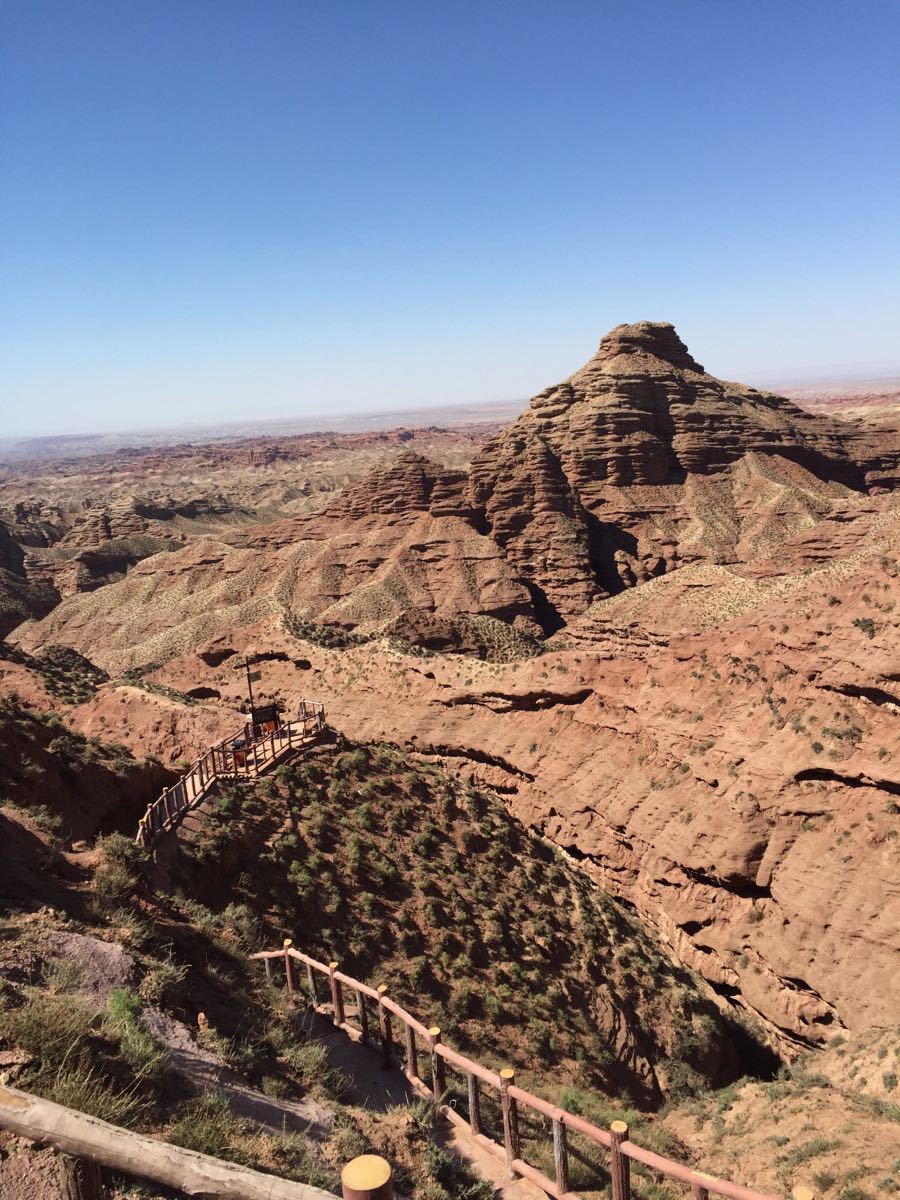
[135,702,325,850]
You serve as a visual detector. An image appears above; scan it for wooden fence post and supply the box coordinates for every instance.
[58,1152,106,1200]
[356,989,370,1043]
[498,1068,519,1179]
[283,940,297,993]
[306,961,319,1005]
[341,1154,393,1200]
[466,1070,481,1137]
[552,1118,569,1197]
[264,957,273,984]
[377,985,393,1066]
[329,962,345,1026]
[691,1170,717,1200]
[403,1022,417,1081]
[610,1120,630,1200]
[427,1027,446,1101]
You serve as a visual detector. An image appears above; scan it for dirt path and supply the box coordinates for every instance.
[307,1009,546,1200]
[142,1006,333,1135]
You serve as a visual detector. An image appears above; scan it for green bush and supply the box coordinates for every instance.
[104,989,168,1080]
[94,833,146,905]
[40,1060,153,1127]
[0,989,94,1063]
[167,1092,252,1163]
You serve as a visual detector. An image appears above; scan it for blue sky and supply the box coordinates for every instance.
[2,0,899,436]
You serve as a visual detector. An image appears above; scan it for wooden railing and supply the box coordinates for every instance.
[135,702,326,849]
[252,943,814,1200]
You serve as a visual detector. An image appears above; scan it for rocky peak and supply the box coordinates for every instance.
[590,321,705,373]
[306,321,898,633]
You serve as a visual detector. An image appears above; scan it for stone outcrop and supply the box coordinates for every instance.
[462,322,896,624]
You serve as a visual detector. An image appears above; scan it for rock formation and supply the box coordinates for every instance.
[15,321,898,656]
[6,321,898,1065]
[464,321,896,625]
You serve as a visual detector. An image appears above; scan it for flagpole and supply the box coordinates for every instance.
[246,658,257,720]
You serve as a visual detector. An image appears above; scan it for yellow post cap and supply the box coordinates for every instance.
[341,1154,392,1191]
[283,938,292,947]
[428,1025,441,1038]
[611,1119,628,1134]
[330,960,339,970]
[792,1189,814,1200]
[500,1067,515,1081]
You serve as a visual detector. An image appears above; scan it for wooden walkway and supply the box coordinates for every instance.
[251,944,814,1200]
[135,702,325,850]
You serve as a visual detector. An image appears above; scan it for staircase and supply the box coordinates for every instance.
[135,701,325,850]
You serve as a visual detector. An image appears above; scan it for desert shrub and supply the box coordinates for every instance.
[105,989,168,1080]
[326,1115,370,1164]
[138,957,188,1005]
[0,989,94,1063]
[334,748,369,777]
[40,1060,154,1127]
[94,832,147,905]
[166,1091,253,1163]
[661,1057,705,1100]
[279,1036,351,1102]
[0,987,157,1127]
[777,1138,842,1169]
[220,901,264,949]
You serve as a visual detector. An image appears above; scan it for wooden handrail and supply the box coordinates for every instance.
[135,704,326,849]
[254,945,800,1200]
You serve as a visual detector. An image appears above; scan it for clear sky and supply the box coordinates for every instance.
[2,0,899,436]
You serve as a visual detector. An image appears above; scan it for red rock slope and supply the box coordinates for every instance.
[13,322,897,661]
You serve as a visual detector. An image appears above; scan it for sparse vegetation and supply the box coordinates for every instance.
[177,739,731,1106]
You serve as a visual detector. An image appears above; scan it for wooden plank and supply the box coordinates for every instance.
[306,962,319,1004]
[403,1022,417,1081]
[356,989,369,1043]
